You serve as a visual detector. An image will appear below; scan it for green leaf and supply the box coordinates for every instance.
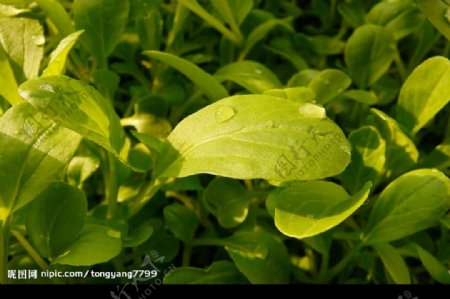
[134,0,162,51]
[73,0,129,66]
[273,181,371,239]
[239,19,290,60]
[373,243,411,284]
[214,61,282,94]
[287,69,320,87]
[417,0,450,41]
[225,231,290,284]
[163,203,198,242]
[397,56,450,134]
[0,16,44,82]
[164,261,247,284]
[34,0,75,37]
[416,244,450,284]
[53,224,121,266]
[341,126,385,193]
[0,43,22,105]
[42,30,84,77]
[263,87,315,104]
[367,0,425,40]
[368,108,418,179]
[0,102,81,219]
[203,177,251,228]
[66,155,100,188]
[345,24,396,88]
[307,69,351,104]
[26,182,87,259]
[144,50,228,101]
[123,223,153,248]
[337,3,365,28]
[365,169,450,244]
[19,75,125,157]
[341,89,379,105]
[210,0,243,41]
[155,95,350,182]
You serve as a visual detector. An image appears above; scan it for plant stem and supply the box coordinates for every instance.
[11,230,48,271]
[105,152,118,220]
[0,217,11,284]
[320,242,364,283]
[182,245,192,267]
[394,47,407,80]
[128,179,163,218]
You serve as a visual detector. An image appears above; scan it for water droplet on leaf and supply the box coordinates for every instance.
[32,35,45,46]
[298,103,326,119]
[254,69,262,75]
[265,120,274,128]
[39,83,54,93]
[215,105,236,123]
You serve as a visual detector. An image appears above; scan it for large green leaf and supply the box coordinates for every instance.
[155,95,350,182]
[0,102,81,219]
[144,51,228,101]
[373,243,411,284]
[42,30,84,77]
[225,231,290,284]
[53,224,122,266]
[164,261,247,284]
[19,75,125,156]
[341,126,385,193]
[73,0,129,66]
[26,182,87,259]
[273,181,371,239]
[368,108,418,179]
[214,61,282,94]
[0,17,44,82]
[365,169,450,244]
[203,177,251,228]
[345,24,395,88]
[397,56,450,134]
[416,244,450,284]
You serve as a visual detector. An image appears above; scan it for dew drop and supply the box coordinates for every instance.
[265,120,274,128]
[298,103,326,119]
[254,69,262,75]
[446,6,450,23]
[305,214,314,219]
[32,35,45,46]
[215,105,236,123]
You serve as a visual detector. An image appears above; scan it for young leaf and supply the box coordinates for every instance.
[155,95,350,182]
[66,156,100,188]
[123,223,153,248]
[0,16,44,82]
[163,203,198,242]
[34,0,75,37]
[273,181,371,239]
[19,75,125,156]
[365,169,450,244]
[341,90,379,105]
[368,108,418,179]
[0,43,22,105]
[214,61,282,94]
[397,56,450,134]
[341,126,386,193]
[203,177,251,228]
[144,51,228,101]
[0,102,81,217]
[164,261,247,284]
[73,0,129,66]
[373,243,411,284]
[26,182,87,259]
[42,30,84,77]
[345,24,395,88]
[225,231,290,284]
[307,69,351,104]
[416,244,450,284]
[53,224,121,266]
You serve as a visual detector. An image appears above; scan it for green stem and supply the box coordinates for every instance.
[320,242,364,283]
[128,179,163,218]
[394,47,407,80]
[11,230,48,271]
[318,254,329,279]
[105,153,118,220]
[182,245,192,267]
[0,217,11,284]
